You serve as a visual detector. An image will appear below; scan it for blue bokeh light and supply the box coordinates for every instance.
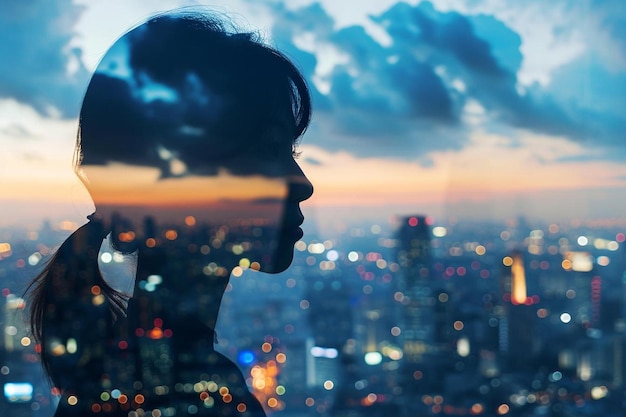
[238,350,255,365]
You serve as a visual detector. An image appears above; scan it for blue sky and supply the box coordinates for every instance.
[1,0,626,230]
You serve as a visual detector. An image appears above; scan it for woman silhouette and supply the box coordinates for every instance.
[28,12,313,417]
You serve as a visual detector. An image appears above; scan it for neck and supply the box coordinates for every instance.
[131,247,231,333]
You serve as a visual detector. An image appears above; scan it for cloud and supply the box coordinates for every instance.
[538,3,626,157]
[269,2,334,110]
[368,2,590,141]
[303,156,322,166]
[269,0,624,160]
[0,123,33,139]
[585,0,626,68]
[466,14,522,75]
[269,2,464,157]
[329,24,455,120]
[0,0,90,118]
[4,0,624,163]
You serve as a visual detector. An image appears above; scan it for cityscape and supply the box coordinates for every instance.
[1,0,625,416]
[0,213,625,416]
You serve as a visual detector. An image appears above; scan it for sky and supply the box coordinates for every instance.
[1,0,626,233]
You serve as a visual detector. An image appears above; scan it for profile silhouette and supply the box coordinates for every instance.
[28,11,313,417]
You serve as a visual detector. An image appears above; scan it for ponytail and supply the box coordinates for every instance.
[27,217,129,389]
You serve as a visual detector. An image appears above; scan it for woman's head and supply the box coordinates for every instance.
[76,12,313,273]
[78,14,310,173]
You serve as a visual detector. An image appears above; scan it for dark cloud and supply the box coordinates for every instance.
[270,2,463,157]
[0,0,90,118]
[378,4,506,77]
[303,156,322,166]
[328,24,455,121]
[468,14,523,75]
[387,57,454,119]
[268,1,624,159]
[270,2,334,110]
[376,2,588,140]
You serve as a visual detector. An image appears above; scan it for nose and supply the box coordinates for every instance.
[288,166,313,203]
[292,175,314,202]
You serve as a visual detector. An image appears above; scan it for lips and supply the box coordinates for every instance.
[280,218,304,242]
[280,206,304,241]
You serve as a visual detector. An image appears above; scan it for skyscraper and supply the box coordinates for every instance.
[395,215,436,398]
[499,251,541,372]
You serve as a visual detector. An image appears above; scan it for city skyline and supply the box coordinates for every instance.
[1,211,624,415]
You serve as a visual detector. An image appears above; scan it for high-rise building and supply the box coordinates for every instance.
[499,251,543,372]
[304,269,353,415]
[510,251,527,305]
[395,215,436,398]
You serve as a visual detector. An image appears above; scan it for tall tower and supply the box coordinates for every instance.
[395,215,435,395]
[510,251,527,305]
[500,251,539,372]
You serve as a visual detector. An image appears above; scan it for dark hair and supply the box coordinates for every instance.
[77,12,311,177]
[28,11,311,391]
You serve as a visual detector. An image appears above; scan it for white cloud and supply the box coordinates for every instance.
[72,0,271,71]
[425,0,588,86]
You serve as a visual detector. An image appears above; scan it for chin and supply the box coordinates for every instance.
[263,248,295,274]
